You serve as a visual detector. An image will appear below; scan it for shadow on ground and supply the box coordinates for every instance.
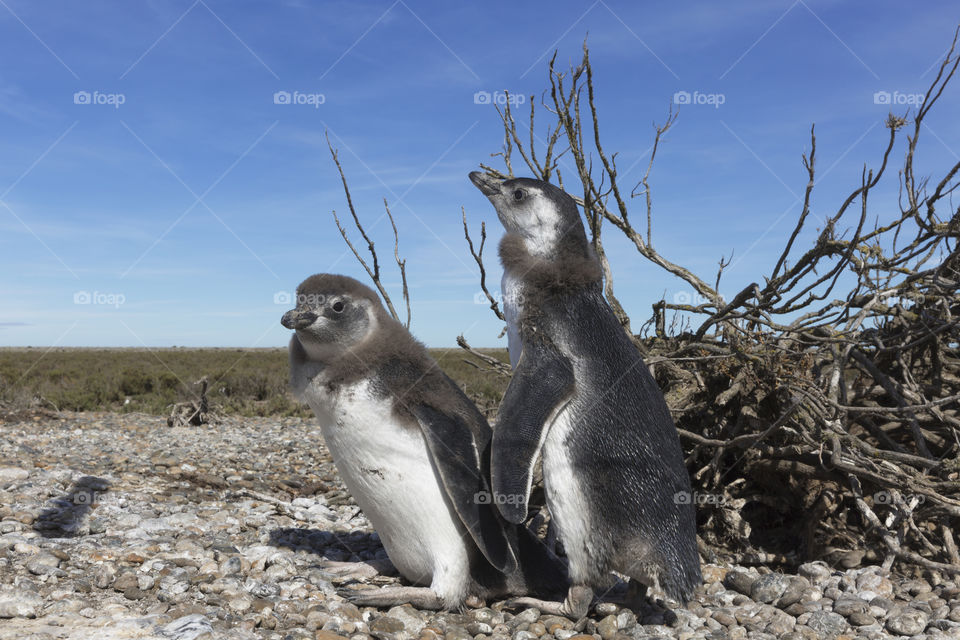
[268,527,385,562]
[33,476,111,538]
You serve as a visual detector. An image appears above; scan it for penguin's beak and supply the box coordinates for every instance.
[281,309,317,330]
[469,171,502,197]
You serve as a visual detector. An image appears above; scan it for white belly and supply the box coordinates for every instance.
[300,376,471,600]
[502,271,523,367]
[541,400,595,584]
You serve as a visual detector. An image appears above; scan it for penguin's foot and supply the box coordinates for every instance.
[623,577,649,612]
[505,584,593,620]
[338,585,444,610]
[316,558,397,580]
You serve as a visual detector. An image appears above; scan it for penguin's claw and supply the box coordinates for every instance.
[316,558,397,580]
[503,585,593,620]
[338,585,445,610]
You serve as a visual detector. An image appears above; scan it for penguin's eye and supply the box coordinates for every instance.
[332,301,345,313]
[512,189,526,202]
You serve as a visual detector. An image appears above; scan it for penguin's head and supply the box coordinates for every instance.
[469,172,587,257]
[281,274,383,360]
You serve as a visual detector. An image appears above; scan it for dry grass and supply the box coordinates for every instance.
[0,347,509,418]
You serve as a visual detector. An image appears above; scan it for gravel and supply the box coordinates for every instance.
[1,411,960,639]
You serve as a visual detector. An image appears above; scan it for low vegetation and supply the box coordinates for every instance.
[0,347,510,419]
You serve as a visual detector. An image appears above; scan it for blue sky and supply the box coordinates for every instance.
[1,1,957,348]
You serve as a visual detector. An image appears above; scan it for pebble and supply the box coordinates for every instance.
[885,607,928,635]
[797,561,833,586]
[0,589,43,618]
[751,573,788,603]
[804,610,848,636]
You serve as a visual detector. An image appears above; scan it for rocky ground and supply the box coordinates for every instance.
[0,412,959,640]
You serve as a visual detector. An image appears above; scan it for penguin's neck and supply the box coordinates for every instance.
[498,233,602,292]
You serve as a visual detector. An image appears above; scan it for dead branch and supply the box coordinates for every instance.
[326,131,411,328]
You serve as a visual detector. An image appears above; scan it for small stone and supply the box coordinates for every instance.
[804,610,847,637]
[113,571,138,592]
[885,608,928,636]
[541,615,573,634]
[124,587,147,600]
[0,590,43,618]
[369,616,405,634]
[595,602,618,616]
[386,606,425,635]
[510,607,540,627]
[0,467,29,483]
[713,608,737,627]
[833,596,869,617]
[527,622,546,636]
[616,610,636,631]
[751,573,789,603]
[724,570,757,596]
[797,562,833,586]
[701,565,728,584]
[465,621,493,634]
[26,555,66,577]
[228,594,252,612]
[156,613,213,639]
[220,555,243,576]
[328,601,362,622]
[847,611,877,626]
[776,575,811,608]
[597,614,618,640]
[903,579,933,596]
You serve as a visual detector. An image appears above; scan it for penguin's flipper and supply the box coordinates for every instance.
[411,404,518,575]
[492,340,575,524]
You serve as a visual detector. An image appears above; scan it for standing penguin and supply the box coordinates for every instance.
[469,172,701,617]
[281,273,564,610]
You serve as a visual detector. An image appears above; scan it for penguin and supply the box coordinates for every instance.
[281,273,565,610]
[469,172,702,617]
